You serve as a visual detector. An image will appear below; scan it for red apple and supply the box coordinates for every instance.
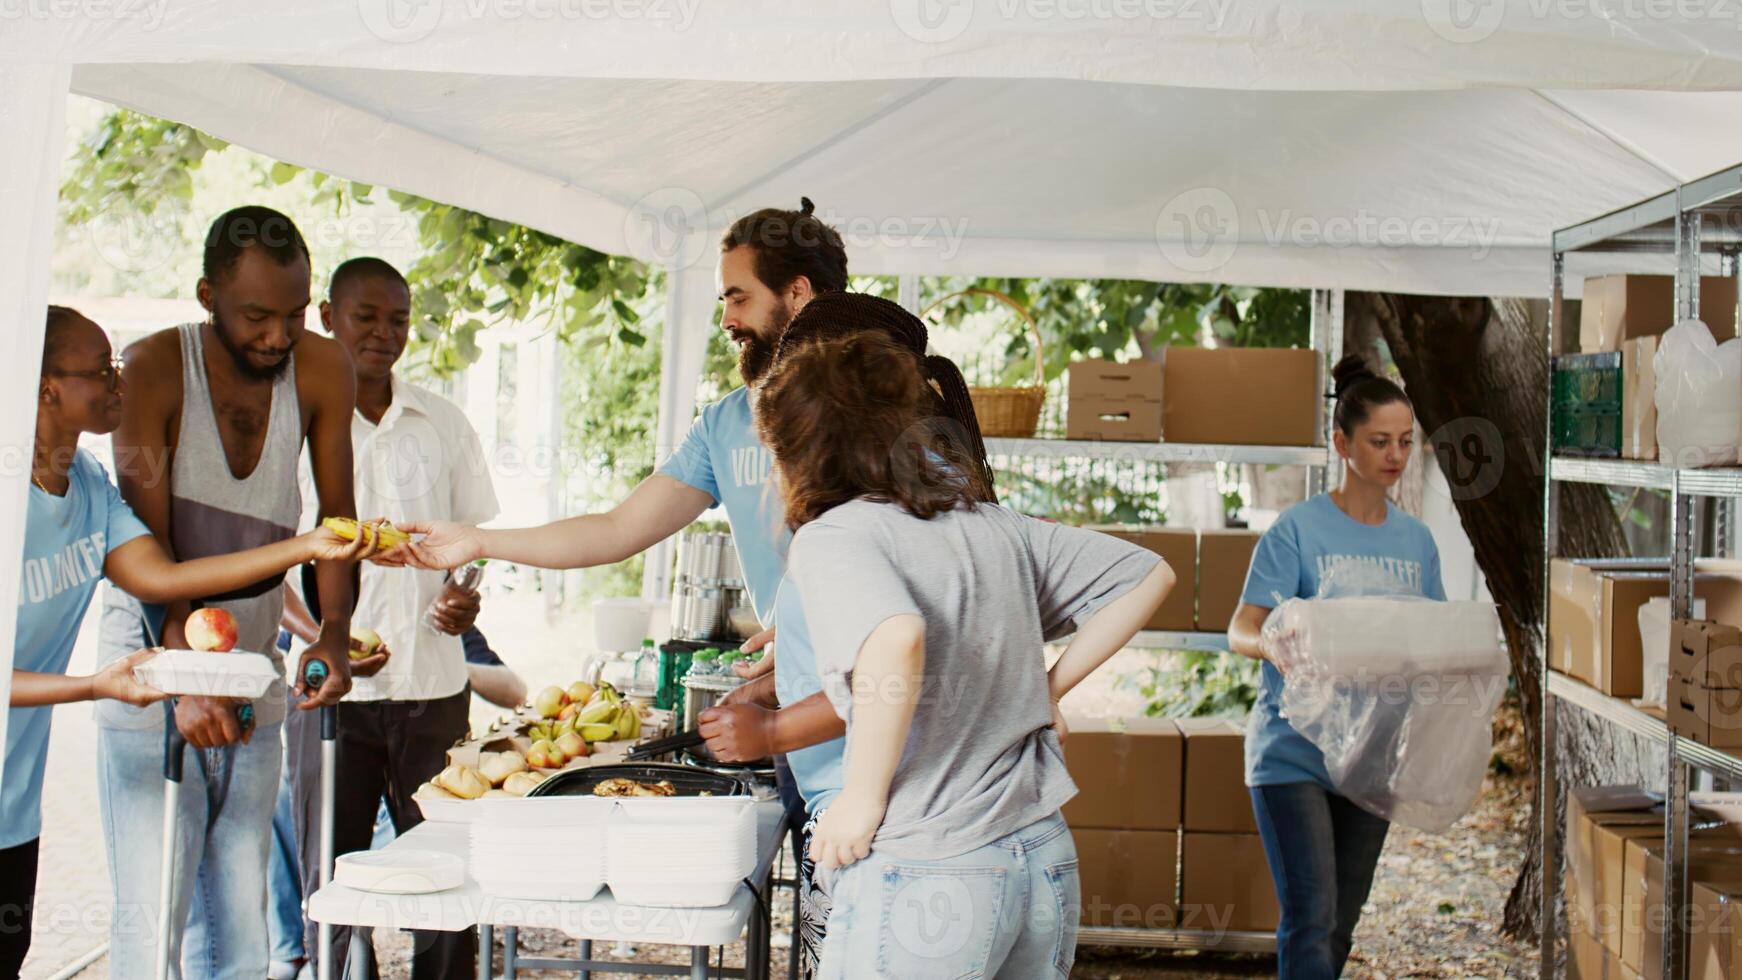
[186,608,238,653]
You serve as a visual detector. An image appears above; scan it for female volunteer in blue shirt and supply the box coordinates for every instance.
[1226,355,1445,980]
[2,307,377,977]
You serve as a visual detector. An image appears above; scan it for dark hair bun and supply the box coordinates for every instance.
[1331,354,1378,397]
[799,196,815,215]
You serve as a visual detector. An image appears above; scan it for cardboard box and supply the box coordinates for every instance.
[1673,619,1742,690]
[1072,828,1177,928]
[1161,347,1320,447]
[1088,526,1197,631]
[1197,529,1261,631]
[1670,673,1742,750]
[1547,561,1742,698]
[1622,336,1658,461]
[1622,837,1742,979]
[1068,396,1164,442]
[1068,358,1162,403]
[1176,718,1254,834]
[1060,716,1182,831]
[1567,786,1664,952]
[1580,275,1739,353]
[1690,879,1742,980]
[1179,832,1279,933]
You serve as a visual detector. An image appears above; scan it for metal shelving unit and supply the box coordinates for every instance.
[1541,161,1742,980]
[977,288,1345,958]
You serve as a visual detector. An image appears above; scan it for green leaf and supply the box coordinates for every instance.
[611,297,640,325]
[269,161,300,185]
[349,181,374,198]
[617,326,646,347]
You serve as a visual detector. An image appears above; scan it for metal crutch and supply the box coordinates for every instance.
[154,696,187,980]
[304,658,339,980]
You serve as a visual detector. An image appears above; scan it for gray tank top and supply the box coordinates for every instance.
[98,322,303,729]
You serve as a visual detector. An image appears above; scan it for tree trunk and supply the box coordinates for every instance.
[1346,292,1647,948]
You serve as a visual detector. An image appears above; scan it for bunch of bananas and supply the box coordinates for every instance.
[524,682,641,744]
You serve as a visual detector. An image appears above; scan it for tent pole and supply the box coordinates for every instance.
[0,61,72,793]
[643,262,715,605]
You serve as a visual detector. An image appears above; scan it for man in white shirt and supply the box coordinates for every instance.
[282,257,498,979]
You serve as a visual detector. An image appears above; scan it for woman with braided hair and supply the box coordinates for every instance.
[770,290,997,504]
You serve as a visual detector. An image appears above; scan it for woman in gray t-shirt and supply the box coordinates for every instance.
[756,328,1174,979]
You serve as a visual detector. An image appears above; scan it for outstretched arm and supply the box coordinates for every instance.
[384,474,713,571]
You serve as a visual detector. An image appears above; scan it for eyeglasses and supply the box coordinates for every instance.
[49,357,125,391]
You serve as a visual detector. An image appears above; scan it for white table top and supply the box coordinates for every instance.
[309,799,786,947]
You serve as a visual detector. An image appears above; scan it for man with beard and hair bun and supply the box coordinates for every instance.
[382,198,850,975]
[95,205,364,978]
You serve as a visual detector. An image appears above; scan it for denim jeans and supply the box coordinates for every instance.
[267,757,304,967]
[1249,783,1390,980]
[98,719,281,980]
[817,811,1079,980]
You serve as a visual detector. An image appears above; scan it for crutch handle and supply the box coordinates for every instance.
[303,660,338,739]
[161,700,186,781]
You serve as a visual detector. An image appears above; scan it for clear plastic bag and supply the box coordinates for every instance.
[1260,563,1508,832]
[1655,317,1741,468]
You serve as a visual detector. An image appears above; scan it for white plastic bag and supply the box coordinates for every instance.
[1260,565,1508,833]
[1655,317,1741,468]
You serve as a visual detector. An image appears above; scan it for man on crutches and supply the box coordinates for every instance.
[99,206,362,978]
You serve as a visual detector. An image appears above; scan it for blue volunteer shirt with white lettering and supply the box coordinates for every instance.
[1240,493,1444,790]
[4,450,151,847]
[656,387,845,814]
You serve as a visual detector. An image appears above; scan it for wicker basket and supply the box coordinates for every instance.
[922,288,1046,438]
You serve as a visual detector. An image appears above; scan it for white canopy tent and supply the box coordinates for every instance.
[4,2,1742,779]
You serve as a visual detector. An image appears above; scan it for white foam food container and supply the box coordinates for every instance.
[410,790,480,825]
[609,878,743,909]
[334,849,465,894]
[473,875,606,903]
[134,650,280,699]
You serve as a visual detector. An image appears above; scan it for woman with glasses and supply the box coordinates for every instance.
[0,308,383,978]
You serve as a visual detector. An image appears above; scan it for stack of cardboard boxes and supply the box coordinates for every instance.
[1669,620,1742,751]
[1062,716,1278,934]
[1177,718,1278,933]
[1547,559,1742,700]
[1564,785,1742,980]
[1063,349,1321,447]
[1062,717,1182,929]
[1088,525,1262,632]
[1572,274,1740,461]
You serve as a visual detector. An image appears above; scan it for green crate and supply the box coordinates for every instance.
[1553,352,1622,410]
[1553,405,1622,457]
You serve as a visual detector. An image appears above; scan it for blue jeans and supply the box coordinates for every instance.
[817,812,1079,980]
[1250,783,1390,980]
[98,720,282,980]
[267,758,304,966]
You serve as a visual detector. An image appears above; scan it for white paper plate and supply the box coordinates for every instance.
[411,791,482,824]
[334,849,465,894]
[473,876,605,902]
[134,650,280,699]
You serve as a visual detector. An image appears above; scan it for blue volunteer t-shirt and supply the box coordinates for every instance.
[1240,493,1445,790]
[4,450,151,848]
[656,387,844,812]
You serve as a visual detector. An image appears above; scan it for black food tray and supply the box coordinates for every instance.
[526,762,750,798]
